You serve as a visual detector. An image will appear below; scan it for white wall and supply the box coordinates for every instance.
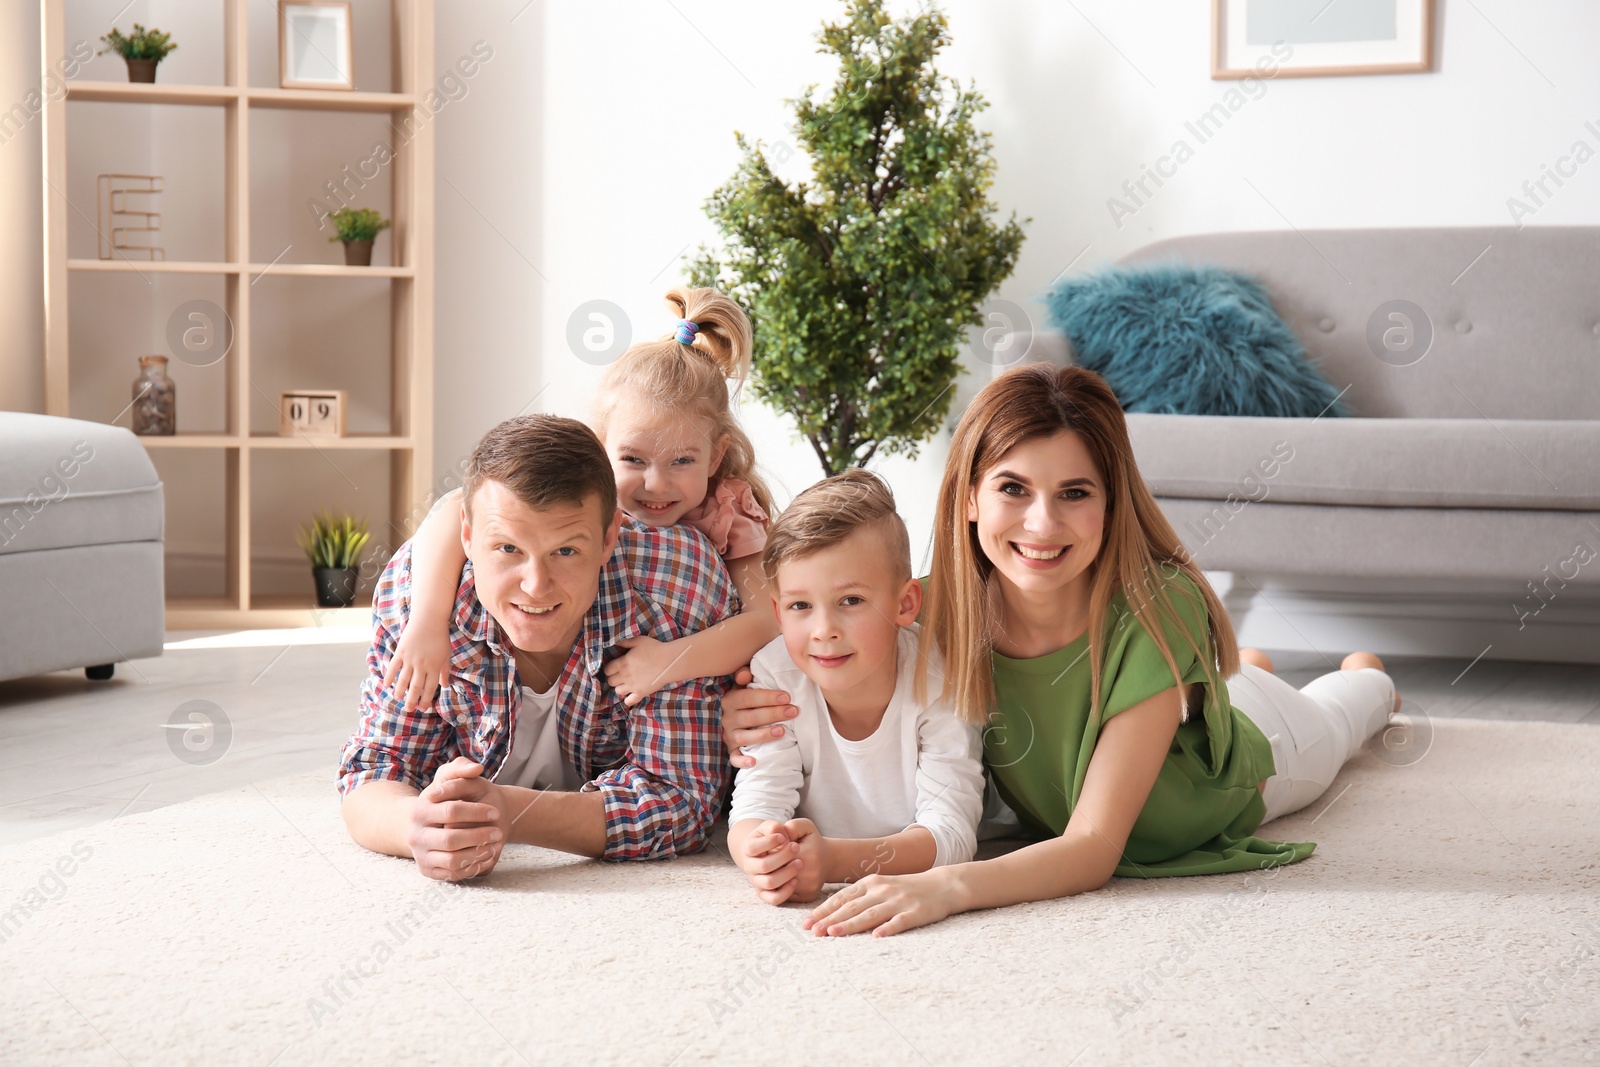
[6,1,1600,651]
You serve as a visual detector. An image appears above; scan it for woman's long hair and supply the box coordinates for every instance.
[592,286,775,520]
[917,362,1238,726]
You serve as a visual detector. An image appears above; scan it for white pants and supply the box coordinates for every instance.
[1228,663,1396,824]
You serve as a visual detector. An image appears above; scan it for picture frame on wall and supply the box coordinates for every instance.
[1212,0,1434,79]
[279,0,355,91]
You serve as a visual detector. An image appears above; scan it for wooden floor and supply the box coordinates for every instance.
[1,636,1596,847]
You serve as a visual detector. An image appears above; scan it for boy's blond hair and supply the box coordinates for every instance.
[762,468,911,585]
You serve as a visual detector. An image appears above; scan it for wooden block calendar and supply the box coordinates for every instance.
[278,390,347,437]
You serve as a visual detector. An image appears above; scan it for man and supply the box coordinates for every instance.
[338,414,741,880]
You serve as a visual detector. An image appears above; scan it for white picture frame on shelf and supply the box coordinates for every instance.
[1212,0,1434,79]
[279,1,354,91]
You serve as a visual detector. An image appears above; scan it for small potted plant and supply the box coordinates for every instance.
[99,24,178,84]
[296,511,371,608]
[327,207,392,267]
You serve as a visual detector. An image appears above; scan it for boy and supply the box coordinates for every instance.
[726,469,985,905]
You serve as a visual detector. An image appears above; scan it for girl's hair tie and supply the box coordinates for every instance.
[674,319,699,345]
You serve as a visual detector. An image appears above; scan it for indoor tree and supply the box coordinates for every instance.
[691,0,1025,476]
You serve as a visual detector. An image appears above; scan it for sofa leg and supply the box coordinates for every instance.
[85,664,115,681]
[1222,574,1258,628]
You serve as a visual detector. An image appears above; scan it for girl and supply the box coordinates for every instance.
[721,362,1400,936]
[382,286,779,713]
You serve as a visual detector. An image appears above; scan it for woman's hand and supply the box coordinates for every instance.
[603,635,680,707]
[720,667,798,768]
[383,621,452,714]
[803,869,966,938]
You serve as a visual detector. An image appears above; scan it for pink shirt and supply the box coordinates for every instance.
[679,477,769,561]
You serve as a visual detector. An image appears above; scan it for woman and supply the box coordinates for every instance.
[720,363,1399,937]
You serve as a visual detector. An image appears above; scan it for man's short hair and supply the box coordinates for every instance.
[462,414,618,524]
[762,468,911,585]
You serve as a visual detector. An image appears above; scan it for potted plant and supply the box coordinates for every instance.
[98,24,178,84]
[327,207,392,267]
[691,0,1024,476]
[296,511,371,608]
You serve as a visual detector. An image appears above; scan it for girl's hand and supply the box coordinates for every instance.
[383,622,452,715]
[720,667,798,767]
[803,869,964,938]
[603,635,685,707]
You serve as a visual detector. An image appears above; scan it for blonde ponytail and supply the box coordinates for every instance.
[665,286,753,388]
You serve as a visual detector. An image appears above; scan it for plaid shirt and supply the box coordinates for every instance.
[337,519,741,860]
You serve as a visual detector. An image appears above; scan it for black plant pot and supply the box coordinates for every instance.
[313,566,359,608]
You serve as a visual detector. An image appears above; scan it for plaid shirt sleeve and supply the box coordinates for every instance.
[337,543,459,796]
[587,527,742,859]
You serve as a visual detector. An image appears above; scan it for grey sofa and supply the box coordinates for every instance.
[999,226,1600,614]
[0,412,165,682]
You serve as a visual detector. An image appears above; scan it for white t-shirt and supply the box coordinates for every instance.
[726,623,985,867]
[491,682,585,792]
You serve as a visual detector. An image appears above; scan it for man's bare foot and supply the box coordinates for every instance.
[1240,647,1275,673]
[1342,651,1401,713]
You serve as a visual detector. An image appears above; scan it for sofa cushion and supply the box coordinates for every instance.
[0,412,164,557]
[1126,413,1600,510]
[1044,262,1346,418]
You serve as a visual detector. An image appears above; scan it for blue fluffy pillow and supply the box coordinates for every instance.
[1044,262,1346,417]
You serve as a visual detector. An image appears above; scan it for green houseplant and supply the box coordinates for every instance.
[327,207,392,267]
[691,0,1024,476]
[99,24,178,84]
[296,511,371,607]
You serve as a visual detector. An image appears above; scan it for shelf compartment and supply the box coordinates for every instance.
[168,597,369,629]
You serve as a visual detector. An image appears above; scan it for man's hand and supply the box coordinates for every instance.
[781,817,829,904]
[734,819,804,905]
[407,757,506,881]
[720,667,798,768]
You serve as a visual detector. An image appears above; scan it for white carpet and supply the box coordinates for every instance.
[3,718,1597,1066]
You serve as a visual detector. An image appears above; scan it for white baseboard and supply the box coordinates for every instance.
[1210,572,1600,665]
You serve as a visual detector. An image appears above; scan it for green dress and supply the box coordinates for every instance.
[979,573,1314,876]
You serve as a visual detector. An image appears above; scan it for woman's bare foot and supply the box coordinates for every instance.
[1342,651,1401,713]
[1341,651,1384,673]
[1240,647,1275,673]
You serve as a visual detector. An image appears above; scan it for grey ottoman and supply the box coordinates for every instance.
[0,413,165,682]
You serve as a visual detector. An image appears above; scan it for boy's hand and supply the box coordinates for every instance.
[735,819,803,905]
[407,757,505,882]
[781,818,829,903]
[720,667,798,768]
[603,635,682,707]
[384,622,452,715]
